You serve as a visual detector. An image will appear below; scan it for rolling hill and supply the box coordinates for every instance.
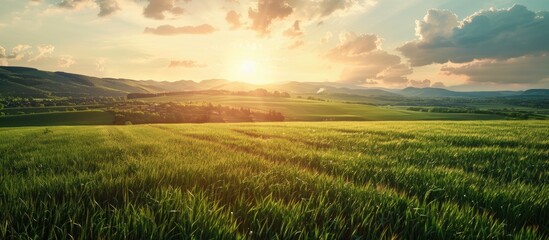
[1,66,547,99]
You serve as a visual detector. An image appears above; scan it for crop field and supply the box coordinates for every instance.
[139,94,505,121]
[0,111,115,127]
[0,121,548,239]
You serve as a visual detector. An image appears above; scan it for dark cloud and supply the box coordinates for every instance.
[144,24,216,35]
[168,60,207,68]
[56,0,120,17]
[247,0,371,36]
[57,0,91,9]
[283,20,303,37]
[143,0,186,20]
[441,55,549,84]
[226,10,242,30]
[97,0,120,17]
[399,5,549,66]
[317,0,358,17]
[248,0,294,36]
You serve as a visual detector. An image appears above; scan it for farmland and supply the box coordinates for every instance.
[136,94,506,121]
[1,121,547,239]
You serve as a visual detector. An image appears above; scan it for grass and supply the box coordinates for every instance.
[0,105,102,115]
[138,94,505,121]
[0,111,114,127]
[0,121,547,239]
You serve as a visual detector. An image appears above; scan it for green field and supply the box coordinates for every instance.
[139,94,505,121]
[0,111,114,127]
[1,121,547,239]
[0,105,102,115]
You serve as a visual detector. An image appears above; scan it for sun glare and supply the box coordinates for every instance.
[240,60,257,75]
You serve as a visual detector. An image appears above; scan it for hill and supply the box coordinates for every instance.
[400,87,523,98]
[1,66,547,99]
[522,89,549,96]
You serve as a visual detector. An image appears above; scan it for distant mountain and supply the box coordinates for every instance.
[400,87,524,98]
[522,89,549,96]
[267,81,399,97]
[0,66,547,99]
[0,66,160,97]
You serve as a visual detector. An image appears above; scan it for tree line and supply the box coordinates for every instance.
[127,89,291,99]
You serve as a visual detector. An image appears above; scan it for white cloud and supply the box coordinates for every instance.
[58,55,76,68]
[11,45,32,60]
[28,45,55,62]
[327,31,411,86]
[96,58,106,72]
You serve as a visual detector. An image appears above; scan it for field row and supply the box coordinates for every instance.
[0,121,548,239]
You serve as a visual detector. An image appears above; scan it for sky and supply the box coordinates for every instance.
[0,0,548,90]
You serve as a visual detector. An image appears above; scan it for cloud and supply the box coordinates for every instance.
[247,0,374,36]
[10,44,32,60]
[319,0,354,17]
[283,20,303,37]
[226,10,242,30]
[288,40,304,49]
[441,54,549,84]
[327,31,411,86]
[144,24,216,35]
[97,0,120,17]
[0,46,6,62]
[55,0,120,17]
[28,45,55,62]
[408,79,431,88]
[327,32,399,65]
[399,5,549,66]
[431,81,446,88]
[320,31,333,44]
[168,60,207,68]
[143,0,185,20]
[96,58,106,72]
[327,32,378,58]
[376,64,413,84]
[0,46,5,56]
[289,0,375,20]
[0,44,32,61]
[58,55,76,68]
[57,0,93,9]
[403,79,446,88]
[248,0,293,36]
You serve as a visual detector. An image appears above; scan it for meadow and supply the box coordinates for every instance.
[0,111,114,127]
[138,94,505,121]
[0,121,547,239]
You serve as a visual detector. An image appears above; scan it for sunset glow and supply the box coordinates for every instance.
[0,0,547,90]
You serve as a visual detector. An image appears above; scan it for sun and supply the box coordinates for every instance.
[240,60,257,75]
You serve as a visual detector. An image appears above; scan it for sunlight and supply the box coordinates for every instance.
[240,60,258,75]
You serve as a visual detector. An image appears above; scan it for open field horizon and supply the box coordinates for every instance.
[2,0,548,239]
